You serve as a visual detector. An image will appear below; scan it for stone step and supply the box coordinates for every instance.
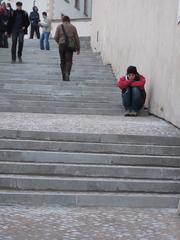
[0,99,121,109]
[0,105,122,115]
[0,130,179,146]
[0,93,120,103]
[0,80,116,87]
[0,162,179,180]
[0,190,179,208]
[0,84,118,93]
[0,174,180,193]
[0,139,179,156]
[0,150,180,167]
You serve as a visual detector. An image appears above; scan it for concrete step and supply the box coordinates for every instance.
[0,174,180,193]
[0,162,179,180]
[0,93,120,103]
[0,190,179,208]
[0,105,122,115]
[0,130,179,146]
[0,99,121,110]
[0,150,180,167]
[0,139,179,156]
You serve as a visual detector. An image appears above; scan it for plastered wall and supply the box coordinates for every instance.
[91,0,180,127]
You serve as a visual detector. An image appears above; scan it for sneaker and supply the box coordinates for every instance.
[11,60,16,64]
[64,73,70,81]
[18,57,22,63]
[129,111,138,117]
[124,110,131,117]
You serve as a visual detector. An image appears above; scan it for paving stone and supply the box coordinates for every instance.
[0,206,180,240]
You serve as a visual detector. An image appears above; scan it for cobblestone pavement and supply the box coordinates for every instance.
[0,113,179,137]
[0,206,180,240]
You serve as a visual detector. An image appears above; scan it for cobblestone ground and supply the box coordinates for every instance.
[0,206,180,240]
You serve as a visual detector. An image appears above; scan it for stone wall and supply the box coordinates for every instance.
[91,0,180,127]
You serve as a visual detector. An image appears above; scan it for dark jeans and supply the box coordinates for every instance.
[11,31,24,61]
[122,87,146,112]
[30,25,40,39]
[0,31,8,48]
[59,43,73,78]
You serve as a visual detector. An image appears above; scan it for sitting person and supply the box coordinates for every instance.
[117,66,146,116]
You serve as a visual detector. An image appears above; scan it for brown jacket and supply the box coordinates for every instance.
[54,22,80,51]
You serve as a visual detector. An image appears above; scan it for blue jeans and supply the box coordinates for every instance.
[122,87,146,112]
[40,32,50,50]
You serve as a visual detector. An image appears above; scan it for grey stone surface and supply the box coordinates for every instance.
[0,206,180,240]
[0,113,179,137]
[0,39,121,115]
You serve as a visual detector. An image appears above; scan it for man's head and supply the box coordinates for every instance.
[33,6,38,12]
[16,1,22,10]
[1,2,6,9]
[127,66,138,81]
[42,11,47,18]
[62,16,70,23]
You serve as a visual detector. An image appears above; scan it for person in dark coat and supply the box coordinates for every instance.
[29,6,40,39]
[7,1,30,63]
[0,2,9,48]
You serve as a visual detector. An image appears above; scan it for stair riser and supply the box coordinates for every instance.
[0,193,178,208]
[0,178,180,193]
[0,131,179,146]
[0,151,179,167]
[0,141,179,156]
[0,163,180,180]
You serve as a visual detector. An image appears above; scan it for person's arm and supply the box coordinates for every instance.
[39,18,50,27]
[73,27,80,54]
[54,26,60,44]
[117,77,132,90]
[130,75,146,89]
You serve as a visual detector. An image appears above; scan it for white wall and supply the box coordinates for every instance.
[51,19,91,37]
[91,0,180,128]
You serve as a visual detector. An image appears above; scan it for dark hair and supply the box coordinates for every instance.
[63,16,70,23]
[16,2,22,6]
[42,11,47,16]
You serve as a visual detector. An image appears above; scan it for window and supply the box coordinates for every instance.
[75,0,80,10]
[178,0,180,24]
[84,0,88,16]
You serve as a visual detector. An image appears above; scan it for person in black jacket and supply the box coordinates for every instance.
[29,6,40,39]
[7,1,30,63]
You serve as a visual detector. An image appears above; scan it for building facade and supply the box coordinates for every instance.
[91,0,180,128]
[3,0,92,19]
[53,0,92,20]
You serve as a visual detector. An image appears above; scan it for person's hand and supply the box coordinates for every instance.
[22,26,25,30]
[77,50,80,55]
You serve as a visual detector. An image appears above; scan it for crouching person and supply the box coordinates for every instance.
[117,66,146,117]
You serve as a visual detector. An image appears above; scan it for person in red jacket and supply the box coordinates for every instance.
[117,66,146,116]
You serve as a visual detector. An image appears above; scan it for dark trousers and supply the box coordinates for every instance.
[30,25,40,39]
[59,43,73,79]
[122,87,146,112]
[0,32,8,48]
[11,31,24,61]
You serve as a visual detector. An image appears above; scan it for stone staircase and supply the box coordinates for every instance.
[0,129,179,207]
[0,38,179,208]
[0,37,122,115]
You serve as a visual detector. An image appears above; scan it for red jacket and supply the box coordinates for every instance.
[117,75,146,91]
